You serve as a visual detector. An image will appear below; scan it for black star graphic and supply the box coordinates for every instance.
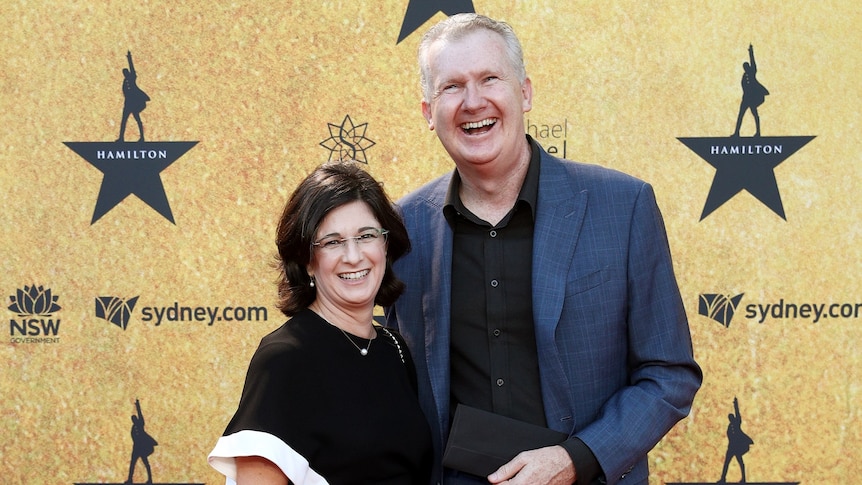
[678,136,814,220]
[397,0,476,43]
[64,141,197,224]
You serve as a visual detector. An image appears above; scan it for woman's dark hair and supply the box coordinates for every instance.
[274,160,410,316]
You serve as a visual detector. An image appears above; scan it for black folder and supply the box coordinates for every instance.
[442,404,569,477]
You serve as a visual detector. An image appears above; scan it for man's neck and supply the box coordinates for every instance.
[457,142,531,225]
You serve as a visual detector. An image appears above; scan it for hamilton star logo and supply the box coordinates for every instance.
[397,0,476,43]
[65,142,196,224]
[678,44,814,221]
[64,51,197,225]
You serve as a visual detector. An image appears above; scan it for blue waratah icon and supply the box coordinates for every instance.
[8,285,62,316]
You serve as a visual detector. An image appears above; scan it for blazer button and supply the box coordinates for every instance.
[620,465,633,479]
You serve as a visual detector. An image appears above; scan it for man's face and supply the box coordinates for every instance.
[422,29,532,171]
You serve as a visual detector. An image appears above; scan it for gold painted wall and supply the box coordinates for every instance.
[1,1,859,484]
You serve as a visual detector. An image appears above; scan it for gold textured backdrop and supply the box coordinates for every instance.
[1,1,859,483]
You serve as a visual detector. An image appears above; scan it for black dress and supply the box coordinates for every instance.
[209,309,433,485]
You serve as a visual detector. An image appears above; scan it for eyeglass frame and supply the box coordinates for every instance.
[311,228,390,252]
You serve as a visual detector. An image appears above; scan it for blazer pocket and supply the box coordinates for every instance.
[564,267,608,299]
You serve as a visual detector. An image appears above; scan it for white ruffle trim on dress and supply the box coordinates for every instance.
[208,429,329,485]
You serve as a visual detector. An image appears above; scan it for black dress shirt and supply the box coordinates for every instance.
[443,135,600,484]
[445,141,543,425]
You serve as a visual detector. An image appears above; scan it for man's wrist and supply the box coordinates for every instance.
[559,437,601,484]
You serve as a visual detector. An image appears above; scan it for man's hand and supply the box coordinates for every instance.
[487,445,576,485]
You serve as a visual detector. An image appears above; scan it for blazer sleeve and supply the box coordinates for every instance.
[572,182,702,484]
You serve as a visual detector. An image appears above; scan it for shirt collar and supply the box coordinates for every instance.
[443,135,541,223]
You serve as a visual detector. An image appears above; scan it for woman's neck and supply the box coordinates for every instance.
[308,301,375,338]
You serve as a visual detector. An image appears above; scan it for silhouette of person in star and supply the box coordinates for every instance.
[117,51,150,142]
[125,399,157,484]
[718,397,754,483]
[732,44,769,137]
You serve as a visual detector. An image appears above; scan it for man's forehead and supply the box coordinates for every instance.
[428,32,507,70]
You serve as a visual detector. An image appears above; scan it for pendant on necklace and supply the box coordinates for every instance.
[335,325,373,356]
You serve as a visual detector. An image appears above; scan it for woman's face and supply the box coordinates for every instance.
[307,200,387,315]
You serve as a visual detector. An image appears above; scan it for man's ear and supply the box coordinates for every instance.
[421,100,435,131]
[521,77,533,113]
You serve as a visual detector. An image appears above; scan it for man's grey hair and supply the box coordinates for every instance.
[417,13,527,103]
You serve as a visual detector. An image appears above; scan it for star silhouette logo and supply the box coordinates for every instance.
[64,51,197,225]
[678,44,814,221]
[397,0,476,43]
[65,142,197,224]
[319,115,376,163]
[678,137,814,220]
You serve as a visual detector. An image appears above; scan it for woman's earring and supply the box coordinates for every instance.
[309,276,315,288]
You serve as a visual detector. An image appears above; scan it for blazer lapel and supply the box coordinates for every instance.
[418,181,454,438]
[532,154,588,431]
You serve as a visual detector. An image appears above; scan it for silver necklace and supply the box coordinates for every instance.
[337,326,375,356]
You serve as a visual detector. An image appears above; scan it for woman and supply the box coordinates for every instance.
[208,160,432,484]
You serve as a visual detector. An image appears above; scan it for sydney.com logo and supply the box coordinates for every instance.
[699,292,861,327]
[95,295,269,330]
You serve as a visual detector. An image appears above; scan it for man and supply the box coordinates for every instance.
[385,13,702,485]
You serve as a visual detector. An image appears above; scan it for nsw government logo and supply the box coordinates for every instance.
[64,51,197,224]
[678,44,814,221]
[7,285,62,344]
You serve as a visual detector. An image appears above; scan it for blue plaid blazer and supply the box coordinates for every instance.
[386,143,702,485]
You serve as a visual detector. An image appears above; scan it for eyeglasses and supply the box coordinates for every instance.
[312,228,389,252]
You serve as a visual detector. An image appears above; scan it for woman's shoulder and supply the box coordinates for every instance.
[254,310,321,359]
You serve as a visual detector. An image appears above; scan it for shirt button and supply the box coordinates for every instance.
[496,378,505,387]
[490,279,498,287]
[493,329,501,337]
[489,230,497,238]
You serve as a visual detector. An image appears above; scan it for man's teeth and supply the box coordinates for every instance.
[340,270,369,280]
[461,118,497,129]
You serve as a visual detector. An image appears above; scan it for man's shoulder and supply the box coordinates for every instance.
[541,151,647,192]
[397,171,452,209]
